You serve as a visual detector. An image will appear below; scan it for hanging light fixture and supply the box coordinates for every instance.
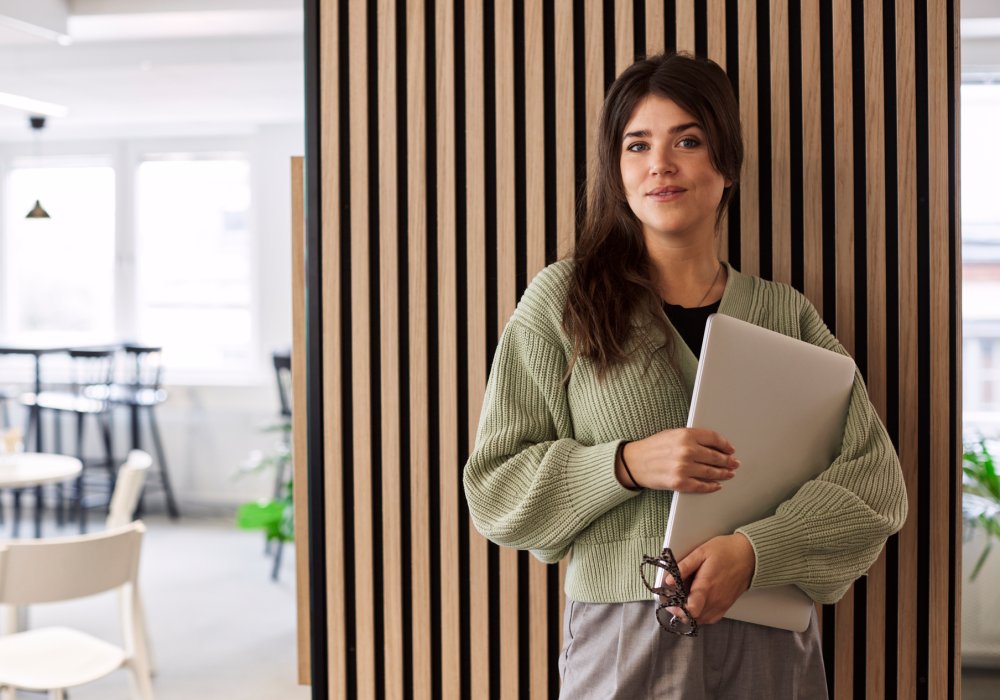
[25,115,50,219]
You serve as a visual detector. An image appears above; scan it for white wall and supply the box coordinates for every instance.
[0,122,303,508]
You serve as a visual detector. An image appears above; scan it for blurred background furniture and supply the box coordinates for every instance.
[0,521,153,700]
[269,349,292,581]
[107,344,179,521]
[0,453,82,538]
[20,347,117,532]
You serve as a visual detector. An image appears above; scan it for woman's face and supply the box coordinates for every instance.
[619,94,730,247]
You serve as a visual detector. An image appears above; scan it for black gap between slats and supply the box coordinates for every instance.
[946,1,958,696]
[755,0,772,281]
[633,0,645,59]
[337,1,357,697]
[694,0,707,57]
[423,2,443,697]
[543,0,558,263]
[724,0,740,268]
[602,0,615,90]
[365,2,386,697]
[394,0,414,692]
[453,1,472,697]
[787,0,804,292]
[664,0,676,53]
[303,1,329,697]
[482,3,501,698]
[573,0,586,236]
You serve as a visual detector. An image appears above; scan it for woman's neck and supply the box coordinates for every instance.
[645,237,726,308]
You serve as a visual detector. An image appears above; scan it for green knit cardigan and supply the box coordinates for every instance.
[463,260,908,604]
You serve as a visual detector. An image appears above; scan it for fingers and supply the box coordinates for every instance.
[690,428,736,454]
[677,546,706,582]
[692,445,741,470]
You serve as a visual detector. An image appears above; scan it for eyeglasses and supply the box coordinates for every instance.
[639,548,699,637]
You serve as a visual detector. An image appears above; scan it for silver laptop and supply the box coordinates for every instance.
[660,313,856,632]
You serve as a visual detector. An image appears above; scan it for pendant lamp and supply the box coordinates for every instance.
[25,116,50,219]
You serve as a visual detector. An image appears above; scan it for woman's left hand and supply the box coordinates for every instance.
[676,533,756,625]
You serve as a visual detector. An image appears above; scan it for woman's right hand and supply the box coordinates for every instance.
[620,428,740,492]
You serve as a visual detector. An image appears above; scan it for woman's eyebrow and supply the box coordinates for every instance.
[622,122,703,141]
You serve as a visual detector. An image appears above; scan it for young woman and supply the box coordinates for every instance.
[463,53,907,698]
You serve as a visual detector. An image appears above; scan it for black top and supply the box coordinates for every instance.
[663,299,721,359]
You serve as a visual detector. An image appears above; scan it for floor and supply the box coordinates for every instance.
[963,667,1000,699]
[8,509,310,700]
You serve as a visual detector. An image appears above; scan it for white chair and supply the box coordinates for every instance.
[107,450,153,529]
[0,521,154,699]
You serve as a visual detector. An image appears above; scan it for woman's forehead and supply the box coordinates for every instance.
[623,94,701,135]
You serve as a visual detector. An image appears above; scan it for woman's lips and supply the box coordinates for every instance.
[647,187,686,202]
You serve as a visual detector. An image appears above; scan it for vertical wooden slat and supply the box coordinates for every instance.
[927,1,950,697]
[833,0,855,356]
[555,1,575,260]
[863,1,888,697]
[801,0,823,310]
[895,0,919,696]
[707,0,727,261]
[291,156,311,686]
[523,1,549,697]
[319,2,347,696]
[435,0,460,696]
[831,3,855,695]
[769,0,790,285]
[405,1,432,697]
[738,0,759,275]
[675,0,695,53]
[585,0,604,201]
[348,4,377,696]
[463,0,491,694]
[898,8,921,697]
[376,1,404,695]
[645,0,665,56]
[494,3,519,699]
[950,5,963,698]
[615,0,633,75]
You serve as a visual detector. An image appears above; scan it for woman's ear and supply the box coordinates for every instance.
[724,178,734,188]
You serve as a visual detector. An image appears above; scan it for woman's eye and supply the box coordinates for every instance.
[626,142,649,152]
[678,137,700,148]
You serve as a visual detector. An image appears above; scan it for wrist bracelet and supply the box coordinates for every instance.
[618,442,643,491]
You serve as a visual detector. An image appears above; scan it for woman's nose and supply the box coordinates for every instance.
[649,148,677,175]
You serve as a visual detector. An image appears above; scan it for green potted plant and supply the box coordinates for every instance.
[963,437,1000,581]
[237,420,293,547]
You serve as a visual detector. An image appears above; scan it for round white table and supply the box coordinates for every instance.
[0,453,82,538]
[0,453,82,489]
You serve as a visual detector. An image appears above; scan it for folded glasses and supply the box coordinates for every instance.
[639,547,699,637]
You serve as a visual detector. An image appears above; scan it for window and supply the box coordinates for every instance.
[135,156,254,378]
[3,160,116,345]
[963,82,1000,435]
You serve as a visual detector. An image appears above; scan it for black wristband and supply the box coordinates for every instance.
[617,441,643,491]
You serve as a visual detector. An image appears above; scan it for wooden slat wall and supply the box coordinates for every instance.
[305,1,962,697]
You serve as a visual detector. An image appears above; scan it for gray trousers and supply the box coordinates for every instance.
[558,600,829,699]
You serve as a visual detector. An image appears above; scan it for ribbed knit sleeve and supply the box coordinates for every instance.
[463,318,640,564]
[735,295,909,604]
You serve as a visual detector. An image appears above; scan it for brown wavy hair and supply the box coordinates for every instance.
[562,53,743,380]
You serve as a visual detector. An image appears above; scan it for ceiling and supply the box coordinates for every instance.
[0,0,303,141]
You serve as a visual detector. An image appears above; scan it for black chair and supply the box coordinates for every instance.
[268,349,292,580]
[20,347,117,532]
[108,343,179,520]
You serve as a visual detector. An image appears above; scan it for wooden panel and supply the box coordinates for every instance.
[464,0,491,695]
[675,0,695,53]
[801,0,823,309]
[405,1,432,697]
[375,2,403,696]
[927,0,950,698]
[494,3,519,699]
[318,1,347,697]
[738,0,759,275]
[895,1,919,696]
[307,2,961,697]
[291,156,310,686]
[769,0,790,285]
[863,1,888,696]
[708,0,727,261]
[645,0,664,56]
[435,1,461,697]
[347,5,376,697]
